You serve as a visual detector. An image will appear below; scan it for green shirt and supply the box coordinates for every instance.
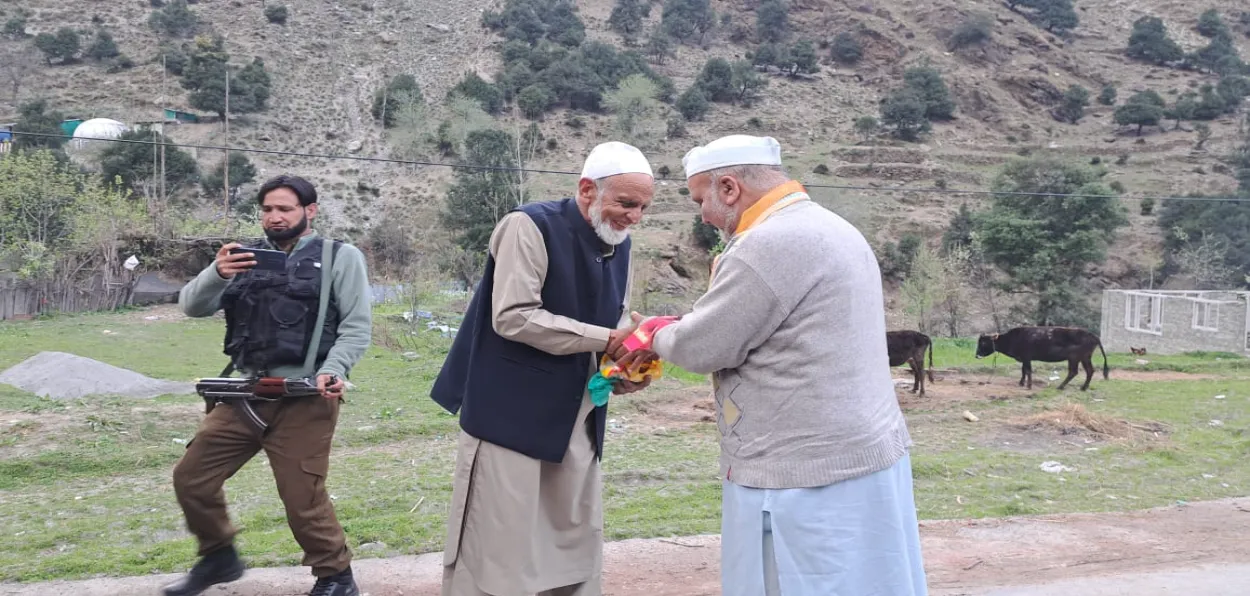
[177,231,373,380]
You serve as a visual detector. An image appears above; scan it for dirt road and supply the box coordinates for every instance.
[3,497,1248,596]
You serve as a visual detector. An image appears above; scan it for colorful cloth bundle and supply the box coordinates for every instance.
[586,354,665,406]
[585,315,680,406]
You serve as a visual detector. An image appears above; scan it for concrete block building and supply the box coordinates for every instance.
[1100,290,1250,355]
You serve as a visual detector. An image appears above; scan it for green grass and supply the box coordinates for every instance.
[908,377,1250,519]
[0,309,1247,582]
[929,337,1250,375]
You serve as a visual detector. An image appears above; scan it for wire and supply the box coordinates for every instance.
[8,130,1250,203]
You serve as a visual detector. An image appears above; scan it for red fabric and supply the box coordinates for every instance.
[622,316,679,351]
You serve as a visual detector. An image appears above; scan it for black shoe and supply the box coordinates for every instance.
[161,545,246,596]
[309,567,359,596]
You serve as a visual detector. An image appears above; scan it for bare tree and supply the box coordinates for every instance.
[508,115,542,210]
[938,244,972,337]
[1171,227,1236,290]
[900,242,944,334]
[968,233,1005,332]
[384,91,429,163]
[0,46,40,101]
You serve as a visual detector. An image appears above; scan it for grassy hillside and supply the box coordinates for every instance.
[1,0,1248,328]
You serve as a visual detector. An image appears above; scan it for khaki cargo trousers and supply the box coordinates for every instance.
[172,395,351,577]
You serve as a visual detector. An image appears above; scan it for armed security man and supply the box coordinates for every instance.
[164,175,372,596]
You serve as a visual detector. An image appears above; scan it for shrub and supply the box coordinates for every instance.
[517,84,554,120]
[264,5,289,25]
[692,214,720,250]
[1098,84,1117,105]
[677,86,709,121]
[830,31,862,64]
[371,74,423,128]
[86,30,120,61]
[950,14,993,49]
[148,0,199,38]
[450,71,504,114]
[666,117,687,138]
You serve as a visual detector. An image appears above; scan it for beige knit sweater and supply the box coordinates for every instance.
[652,197,911,489]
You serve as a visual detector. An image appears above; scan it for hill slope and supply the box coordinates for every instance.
[2,0,1247,329]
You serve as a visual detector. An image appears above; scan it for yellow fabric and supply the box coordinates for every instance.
[597,353,664,383]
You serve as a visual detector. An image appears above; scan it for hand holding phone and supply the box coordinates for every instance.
[216,243,288,278]
[215,243,255,279]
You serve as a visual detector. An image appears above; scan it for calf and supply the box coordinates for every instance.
[975,326,1109,391]
[887,330,935,396]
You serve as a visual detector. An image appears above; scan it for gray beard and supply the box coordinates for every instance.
[708,194,738,237]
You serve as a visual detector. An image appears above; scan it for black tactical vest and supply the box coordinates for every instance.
[220,236,342,375]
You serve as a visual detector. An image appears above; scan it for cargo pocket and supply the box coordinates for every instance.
[300,456,330,509]
[270,298,309,327]
[286,259,321,298]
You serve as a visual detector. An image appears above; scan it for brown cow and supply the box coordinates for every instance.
[887,330,935,396]
[975,326,1109,390]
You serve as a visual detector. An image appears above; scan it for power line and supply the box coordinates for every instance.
[9,130,1250,203]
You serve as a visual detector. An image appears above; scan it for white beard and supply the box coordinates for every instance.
[589,197,630,245]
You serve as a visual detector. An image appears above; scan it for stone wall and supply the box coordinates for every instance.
[1100,291,1249,355]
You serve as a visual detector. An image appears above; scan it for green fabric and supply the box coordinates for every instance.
[299,236,335,377]
[177,230,373,381]
[587,373,616,407]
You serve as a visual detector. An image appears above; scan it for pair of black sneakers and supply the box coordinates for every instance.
[161,545,359,596]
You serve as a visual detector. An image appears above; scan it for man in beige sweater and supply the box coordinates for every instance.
[621,135,928,595]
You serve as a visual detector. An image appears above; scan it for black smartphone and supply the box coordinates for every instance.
[229,247,288,272]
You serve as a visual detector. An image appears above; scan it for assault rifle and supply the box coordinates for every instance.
[195,375,335,435]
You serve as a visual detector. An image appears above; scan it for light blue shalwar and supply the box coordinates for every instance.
[721,452,928,596]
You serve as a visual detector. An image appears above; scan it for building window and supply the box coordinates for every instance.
[1124,293,1163,334]
[1192,301,1219,331]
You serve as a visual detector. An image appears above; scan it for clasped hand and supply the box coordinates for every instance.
[604,312,668,395]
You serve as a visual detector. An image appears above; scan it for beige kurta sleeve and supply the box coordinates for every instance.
[488,211,617,356]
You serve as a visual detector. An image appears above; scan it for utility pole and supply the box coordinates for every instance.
[223,68,230,234]
[160,53,167,208]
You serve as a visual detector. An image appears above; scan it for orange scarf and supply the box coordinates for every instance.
[710,180,809,280]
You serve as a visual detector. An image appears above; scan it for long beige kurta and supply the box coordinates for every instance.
[442,211,633,596]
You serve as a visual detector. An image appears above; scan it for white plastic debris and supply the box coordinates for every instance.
[1210,420,1224,427]
[1214,395,1226,400]
[1040,461,1074,473]
[123,255,140,270]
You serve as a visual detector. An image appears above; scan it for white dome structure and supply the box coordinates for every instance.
[70,118,128,149]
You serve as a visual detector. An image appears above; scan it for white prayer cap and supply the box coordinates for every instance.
[682,135,783,179]
[580,141,653,180]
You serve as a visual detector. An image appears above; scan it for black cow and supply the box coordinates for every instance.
[975,326,1109,391]
[887,330,935,396]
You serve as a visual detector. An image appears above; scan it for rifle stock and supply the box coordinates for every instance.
[194,375,334,435]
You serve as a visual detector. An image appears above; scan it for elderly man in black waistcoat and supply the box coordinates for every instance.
[431,141,656,596]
